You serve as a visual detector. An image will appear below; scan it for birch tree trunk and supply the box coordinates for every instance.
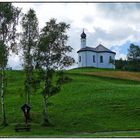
[26,66,30,105]
[44,72,48,116]
[43,95,50,126]
[43,75,50,126]
[26,24,31,106]
[25,65,31,120]
[1,67,7,126]
[43,95,47,115]
[26,43,31,105]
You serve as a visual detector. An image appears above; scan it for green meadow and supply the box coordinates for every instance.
[1,68,140,137]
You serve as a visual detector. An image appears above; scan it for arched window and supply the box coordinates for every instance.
[109,56,112,61]
[100,56,103,63]
[93,55,95,63]
[79,56,81,62]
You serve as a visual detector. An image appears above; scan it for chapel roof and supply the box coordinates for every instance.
[77,44,116,54]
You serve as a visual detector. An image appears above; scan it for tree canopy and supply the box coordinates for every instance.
[20,8,39,105]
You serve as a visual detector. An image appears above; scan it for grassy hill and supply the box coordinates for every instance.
[1,68,140,137]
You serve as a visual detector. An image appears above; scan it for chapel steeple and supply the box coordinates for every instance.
[81,29,86,48]
[81,29,86,39]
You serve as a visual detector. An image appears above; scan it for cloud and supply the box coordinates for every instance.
[9,3,140,69]
[97,3,140,25]
[82,15,94,24]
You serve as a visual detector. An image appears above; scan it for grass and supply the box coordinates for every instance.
[1,68,140,137]
[68,67,140,82]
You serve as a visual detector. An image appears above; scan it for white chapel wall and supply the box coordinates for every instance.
[97,52,115,69]
[78,51,115,69]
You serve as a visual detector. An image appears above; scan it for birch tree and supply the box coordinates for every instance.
[35,18,75,126]
[20,9,39,105]
[0,3,20,126]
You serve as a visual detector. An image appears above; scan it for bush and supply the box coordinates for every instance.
[124,60,140,72]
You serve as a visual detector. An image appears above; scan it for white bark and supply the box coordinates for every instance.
[1,68,6,126]
[26,66,30,105]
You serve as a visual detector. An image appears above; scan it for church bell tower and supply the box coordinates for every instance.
[81,29,86,48]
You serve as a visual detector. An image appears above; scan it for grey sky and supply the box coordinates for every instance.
[9,3,140,69]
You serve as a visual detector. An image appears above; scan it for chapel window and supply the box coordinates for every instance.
[93,55,95,63]
[79,56,81,62]
[109,56,112,61]
[100,56,103,63]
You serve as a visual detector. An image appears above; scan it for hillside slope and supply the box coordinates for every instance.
[69,68,140,82]
[0,68,140,137]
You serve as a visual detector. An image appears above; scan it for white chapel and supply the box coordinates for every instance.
[77,30,116,69]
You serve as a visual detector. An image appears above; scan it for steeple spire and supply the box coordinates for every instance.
[80,29,86,48]
[81,29,86,39]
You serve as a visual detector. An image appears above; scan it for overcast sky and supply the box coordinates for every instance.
[9,3,140,69]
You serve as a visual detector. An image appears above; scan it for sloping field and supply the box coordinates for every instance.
[84,71,140,82]
[1,69,140,137]
[69,67,140,82]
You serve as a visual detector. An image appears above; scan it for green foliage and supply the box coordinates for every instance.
[127,43,140,60]
[0,41,8,68]
[115,58,127,70]
[0,3,21,49]
[115,44,140,71]
[21,8,39,67]
[125,43,140,71]
[35,18,75,70]
[34,18,75,124]
[0,3,21,67]
[20,8,39,70]
[20,9,39,105]
[0,3,20,127]
[125,59,140,72]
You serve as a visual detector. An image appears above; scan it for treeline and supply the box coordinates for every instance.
[0,3,75,127]
[115,44,140,71]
